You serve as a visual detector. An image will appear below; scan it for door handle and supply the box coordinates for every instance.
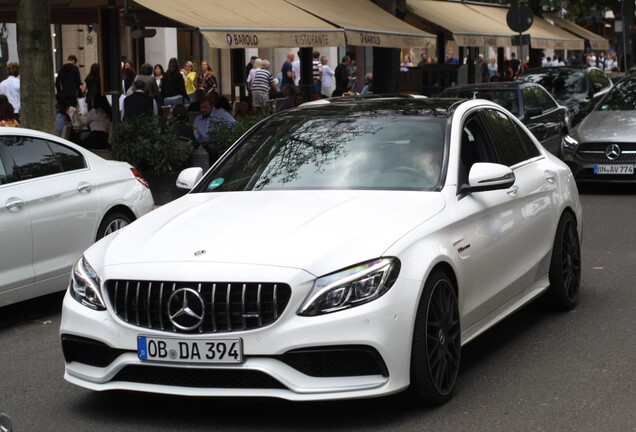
[507,185,519,197]
[5,197,24,212]
[78,182,93,193]
[545,170,557,183]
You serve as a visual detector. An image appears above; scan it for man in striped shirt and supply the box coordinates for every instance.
[250,60,277,109]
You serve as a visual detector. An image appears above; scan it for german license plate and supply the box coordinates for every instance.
[594,164,634,175]
[137,335,243,364]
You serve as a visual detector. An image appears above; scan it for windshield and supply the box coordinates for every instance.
[441,89,519,115]
[596,77,636,111]
[524,70,586,96]
[196,112,447,192]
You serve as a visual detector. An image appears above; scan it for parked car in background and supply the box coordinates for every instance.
[439,82,570,156]
[61,97,582,406]
[518,67,612,126]
[561,73,636,183]
[0,128,154,307]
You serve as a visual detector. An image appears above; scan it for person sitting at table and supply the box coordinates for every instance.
[79,95,111,149]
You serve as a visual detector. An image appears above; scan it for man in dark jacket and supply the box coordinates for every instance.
[123,80,156,121]
[55,54,82,108]
[333,56,350,97]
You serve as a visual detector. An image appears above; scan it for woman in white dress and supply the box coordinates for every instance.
[319,56,335,98]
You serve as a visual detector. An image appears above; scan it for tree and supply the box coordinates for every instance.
[16,0,55,132]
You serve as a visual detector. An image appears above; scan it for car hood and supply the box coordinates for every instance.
[577,111,636,142]
[96,190,445,276]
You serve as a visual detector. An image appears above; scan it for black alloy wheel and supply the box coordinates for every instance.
[408,269,461,405]
[548,212,581,310]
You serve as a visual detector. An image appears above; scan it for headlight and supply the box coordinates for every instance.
[69,256,106,311]
[298,258,400,316]
[563,134,579,149]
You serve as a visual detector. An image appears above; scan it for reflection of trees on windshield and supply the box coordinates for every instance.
[206,105,448,192]
[597,78,636,111]
[253,117,372,190]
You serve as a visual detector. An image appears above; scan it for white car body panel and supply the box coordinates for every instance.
[60,99,582,400]
[0,128,155,307]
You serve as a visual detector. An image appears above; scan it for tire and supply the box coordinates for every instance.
[407,269,461,406]
[96,211,132,240]
[547,212,581,310]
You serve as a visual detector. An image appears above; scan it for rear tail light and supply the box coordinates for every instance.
[131,168,150,188]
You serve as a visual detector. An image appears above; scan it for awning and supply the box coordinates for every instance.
[544,13,609,51]
[466,3,585,50]
[408,0,515,47]
[133,0,346,48]
[285,0,436,49]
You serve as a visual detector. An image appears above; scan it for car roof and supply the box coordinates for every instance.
[293,96,464,117]
[439,82,530,92]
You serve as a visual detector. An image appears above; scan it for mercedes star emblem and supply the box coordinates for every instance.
[606,144,621,161]
[168,288,205,331]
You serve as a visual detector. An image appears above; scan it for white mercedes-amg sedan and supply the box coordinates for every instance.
[60,97,582,405]
[0,128,154,307]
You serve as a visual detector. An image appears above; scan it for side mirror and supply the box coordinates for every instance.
[0,412,13,432]
[176,167,203,190]
[463,162,515,193]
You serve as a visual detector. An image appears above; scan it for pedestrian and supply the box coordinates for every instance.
[0,62,20,120]
[181,60,197,101]
[250,59,277,110]
[123,79,156,121]
[333,56,350,97]
[275,84,297,113]
[292,50,301,87]
[168,104,196,143]
[54,98,71,136]
[319,56,335,98]
[360,73,373,96]
[234,96,254,121]
[280,52,295,90]
[245,56,257,82]
[400,54,413,71]
[121,61,136,94]
[55,54,82,108]
[417,53,428,68]
[247,58,262,91]
[154,64,164,90]
[476,54,488,82]
[133,63,162,109]
[79,94,111,149]
[161,57,187,108]
[311,51,322,98]
[196,60,218,95]
[509,52,521,77]
[82,63,101,111]
[487,57,498,81]
[0,94,19,127]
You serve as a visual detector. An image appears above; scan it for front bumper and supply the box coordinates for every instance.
[60,264,422,400]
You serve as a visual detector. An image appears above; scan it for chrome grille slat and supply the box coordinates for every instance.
[241,283,247,330]
[135,282,140,326]
[257,284,262,327]
[146,283,152,329]
[211,283,217,333]
[226,283,232,332]
[106,280,291,334]
[577,142,636,162]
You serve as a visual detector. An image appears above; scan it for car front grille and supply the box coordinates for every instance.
[112,365,288,389]
[577,142,636,162]
[105,280,292,334]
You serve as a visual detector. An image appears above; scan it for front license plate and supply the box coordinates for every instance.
[138,335,243,364]
[594,164,634,175]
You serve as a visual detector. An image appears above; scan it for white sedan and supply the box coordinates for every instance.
[0,127,154,307]
[61,98,582,405]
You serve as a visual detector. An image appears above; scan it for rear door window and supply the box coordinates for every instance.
[4,137,62,180]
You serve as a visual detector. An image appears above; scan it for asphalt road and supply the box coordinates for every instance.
[1,184,635,432]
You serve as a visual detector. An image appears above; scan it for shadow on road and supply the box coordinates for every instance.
[0,291,65,330]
